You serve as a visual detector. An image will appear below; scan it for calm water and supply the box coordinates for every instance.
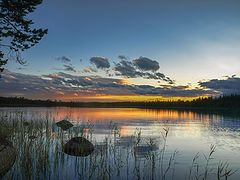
[1,107,240,180]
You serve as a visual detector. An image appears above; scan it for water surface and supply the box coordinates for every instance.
[1,107,240,180]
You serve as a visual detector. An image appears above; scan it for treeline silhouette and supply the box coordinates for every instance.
[0,95,240,109]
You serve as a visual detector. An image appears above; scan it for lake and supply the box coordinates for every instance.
[0,107,240,180]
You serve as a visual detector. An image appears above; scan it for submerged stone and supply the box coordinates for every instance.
[64,137,94,157]
[56,120,73,131]
[0,138,17,177]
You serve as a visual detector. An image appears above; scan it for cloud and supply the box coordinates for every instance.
[83,67,97,73]
[114,60,137,78]
[114,60,174,84]
[55,56,76,72]
[199,76,240,95]
[17,67,26,70]
[133,57,160,71]
[56,56,72,63]
[118,55,128,60]
[142,72,174,84]
[0,70,127,99]
[81,55,172,83]
[132,85,214,97]
[90,57,110,69]
[0,70,215,100]
[63,64,77,73]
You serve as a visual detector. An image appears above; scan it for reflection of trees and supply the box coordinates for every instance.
[0,95,240,111]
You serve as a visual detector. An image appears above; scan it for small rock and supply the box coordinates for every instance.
[0,138,17,177]
[64,137,94,157]
[56,120,73,131]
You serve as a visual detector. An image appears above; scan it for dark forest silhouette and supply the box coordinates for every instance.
[1,95,240,109]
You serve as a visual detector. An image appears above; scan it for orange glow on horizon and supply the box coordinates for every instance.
[55,94,208,102]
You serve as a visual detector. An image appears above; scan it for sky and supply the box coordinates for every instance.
[1,0,240,101]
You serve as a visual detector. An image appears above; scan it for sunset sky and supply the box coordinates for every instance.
[1,0,240,101]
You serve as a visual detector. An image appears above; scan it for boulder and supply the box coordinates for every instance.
[64,137,94,157]
[0,138,17,177]
[56,120,73,131]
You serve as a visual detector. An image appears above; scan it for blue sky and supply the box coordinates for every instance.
[2,0,240,101]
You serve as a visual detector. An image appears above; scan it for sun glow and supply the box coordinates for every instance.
[56,94,207,102]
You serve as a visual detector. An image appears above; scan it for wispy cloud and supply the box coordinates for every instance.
[54,55,77,73]
[83,67,97,73]
[199,76,240,95]
[0,70,216,101]
[63,64,77,73]
[56,56,72,63]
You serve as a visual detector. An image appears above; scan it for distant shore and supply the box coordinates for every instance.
[0,95,240,109]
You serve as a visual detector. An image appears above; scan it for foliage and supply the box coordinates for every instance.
[0,51,7,73]
[0,0,48,71]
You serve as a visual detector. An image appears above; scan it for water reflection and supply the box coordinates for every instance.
[0,107,240,179]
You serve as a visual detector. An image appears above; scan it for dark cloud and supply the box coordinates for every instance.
[63,64,76,73]
[114,60,137,78]
[90,57,110,69]
[133,57,160,71]
[82,55,172,83]
[56,56,72,63]
[0,70,215,100]
[144,72,174,84]
[114,60,173,84]
[118,55,128,60]
[0,70,127,99]
[199,76,240,95]
[132,85,214,97]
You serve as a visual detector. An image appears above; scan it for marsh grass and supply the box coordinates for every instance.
[0,111,238,180]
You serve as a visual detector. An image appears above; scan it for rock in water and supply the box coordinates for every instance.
[56,120,73,131]
[64,137,94,157]
[0,138,17,177]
